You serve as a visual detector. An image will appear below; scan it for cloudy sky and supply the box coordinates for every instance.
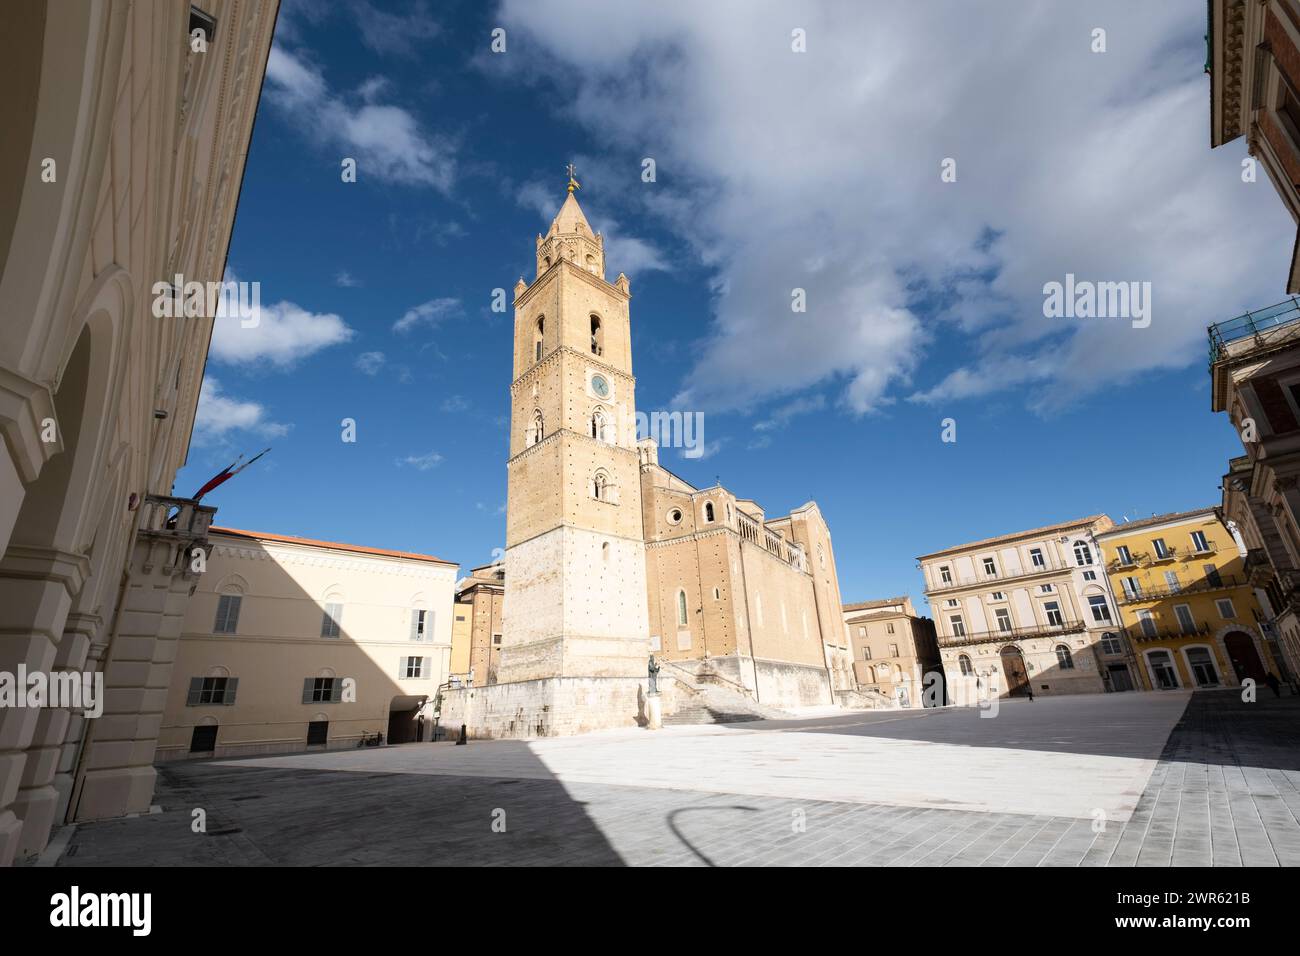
[181,0,1291,612]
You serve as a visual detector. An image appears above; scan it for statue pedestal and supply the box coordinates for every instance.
[646,693,663,730]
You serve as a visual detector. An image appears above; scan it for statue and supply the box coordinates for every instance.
[647,654,661,695]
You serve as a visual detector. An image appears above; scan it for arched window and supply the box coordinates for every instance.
[591,314,603,356]
[534,317,544,363]
[703,501,715,523]
[585,253,597,273]
[528,409,544,447]
[1055,644,1075,669]
[1073,540,1093,566]
[593,472,608,501]
[592,407,607,442]
[958,654,974,676]
[677,589,688,626]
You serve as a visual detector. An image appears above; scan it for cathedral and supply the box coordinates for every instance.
[440,181,856,737]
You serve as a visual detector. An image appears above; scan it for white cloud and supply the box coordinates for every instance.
[210,295,354,369]
[393,297,463,333]
[498,1,1292,415]
[396,451,444,471]
[440,394,471,412]
[335,270,361,288]
[194,377,290,444]
[355,351,386,375]
[265,45,455,191]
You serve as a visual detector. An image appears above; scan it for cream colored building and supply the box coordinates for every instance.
[451,562,504,685]
[0,1,277,864]
[158,528,457,759]
[921,516,1132,700]
[842,597,940,708]
[442,184,852,736]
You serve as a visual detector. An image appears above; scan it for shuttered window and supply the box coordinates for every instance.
[214,594,241,634]
[186,676,238,705]
[302,677,341,703]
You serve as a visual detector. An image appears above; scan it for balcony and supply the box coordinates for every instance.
[138,494,216,540]
[1106,552,1148,572]
[1121,621,1212,644]
[1209,297,1300,368]
[1147,546,1178,564]
[1115,574,1247,604]
[938,619,1085,649]
[927,558,1067,594]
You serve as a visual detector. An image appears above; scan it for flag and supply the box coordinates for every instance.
[192,448,270,501]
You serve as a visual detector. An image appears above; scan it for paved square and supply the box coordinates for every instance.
[47,690,1300,866]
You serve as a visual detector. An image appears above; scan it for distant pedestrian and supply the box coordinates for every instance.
[1265,672,1282,698]
[1026,686,1034,702]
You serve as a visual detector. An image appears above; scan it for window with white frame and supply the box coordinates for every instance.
[1174,604,1196,634]
[1152,537,1170,559]
[958,654,974,676]
[1122,576,1142,599]
[982,557,996,576]
[1191,530,1209,553]
[402,657,424,679]
[1039,584,1054,593]
[1138,609,1158,638]
[995,608,1013,632]
[939,565,952,584]
[1116,544,1133,565]
[1073,541,1092,566]
[1216,598,1236,619]
[1100,632,1123,655]
[886,622,895,634]
[1088,595,1112,624]
[1082,570,1096,581]
[949,615,966,637]
[410,609,429,641]
[1029,547,1045,568]
[990,591,1005,601]
[321,602,342,638]
[1164,570,1180,592]
[1055,645,1075,669]
[1044,601,1064,626]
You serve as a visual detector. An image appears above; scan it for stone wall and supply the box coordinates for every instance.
[438,676,650,739]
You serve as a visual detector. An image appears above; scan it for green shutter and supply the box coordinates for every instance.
[186,677,203,706]
[223,677,239,705]
[302,678,314,704]
[330,679,343,703]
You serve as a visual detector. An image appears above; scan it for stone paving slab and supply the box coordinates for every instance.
[41,689,1300,866]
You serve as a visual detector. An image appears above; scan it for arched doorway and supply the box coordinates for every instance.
[1224,631,1266,684]
[1000,645,1029,697]
[387,695,428,744]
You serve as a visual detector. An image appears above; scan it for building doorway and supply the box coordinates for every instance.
[386,695,427,744]
[1185,647,1221,687]
[1224,631,1267,683]
[1147,649,1179,689]
[1000,646,1029,696]
[1107,664,1134,692]
[190,725,217,754]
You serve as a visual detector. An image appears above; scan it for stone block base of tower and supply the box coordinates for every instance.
[437,676,653,739]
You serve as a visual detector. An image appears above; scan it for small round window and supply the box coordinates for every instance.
[668,508,683,525]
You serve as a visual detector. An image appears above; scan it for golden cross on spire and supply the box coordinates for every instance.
[566,163,580,194]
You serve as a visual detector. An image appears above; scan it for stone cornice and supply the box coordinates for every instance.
[209,542,459,581]
[506,427,640,468]
[513,257,630,310]
[511,345,635,393]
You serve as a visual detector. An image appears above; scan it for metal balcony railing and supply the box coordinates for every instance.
[1209,297,1300,367]
[927,557,1068,593]
[1115,574,1246,604]
[1121,621,1212,643]
[937,619,1086,649]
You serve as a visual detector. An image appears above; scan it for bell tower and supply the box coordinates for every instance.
[498,172,650,694]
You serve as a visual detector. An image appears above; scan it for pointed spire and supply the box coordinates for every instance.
[550,190,592,236]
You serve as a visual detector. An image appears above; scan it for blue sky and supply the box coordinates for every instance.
[180,1,1289,617]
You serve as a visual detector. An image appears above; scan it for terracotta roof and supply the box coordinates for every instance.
[209,527,456,566]
[843,597,911,613]
[1094,507,1218,537]
[916,515,1110,561]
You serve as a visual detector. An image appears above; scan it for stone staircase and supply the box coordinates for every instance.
[658,662,792,726]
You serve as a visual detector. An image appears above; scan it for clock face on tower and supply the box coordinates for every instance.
[591,374,610,399]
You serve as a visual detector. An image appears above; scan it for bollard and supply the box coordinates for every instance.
[456,724,467,746]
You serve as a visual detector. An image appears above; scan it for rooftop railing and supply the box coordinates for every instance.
[937,619,1085,649]
[1209,297,1300,366]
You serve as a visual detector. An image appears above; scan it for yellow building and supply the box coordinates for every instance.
[1095,508,1279,691]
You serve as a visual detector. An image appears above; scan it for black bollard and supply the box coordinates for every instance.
[456,724,467,746]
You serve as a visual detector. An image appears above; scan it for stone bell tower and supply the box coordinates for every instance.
[492,171,650,730]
